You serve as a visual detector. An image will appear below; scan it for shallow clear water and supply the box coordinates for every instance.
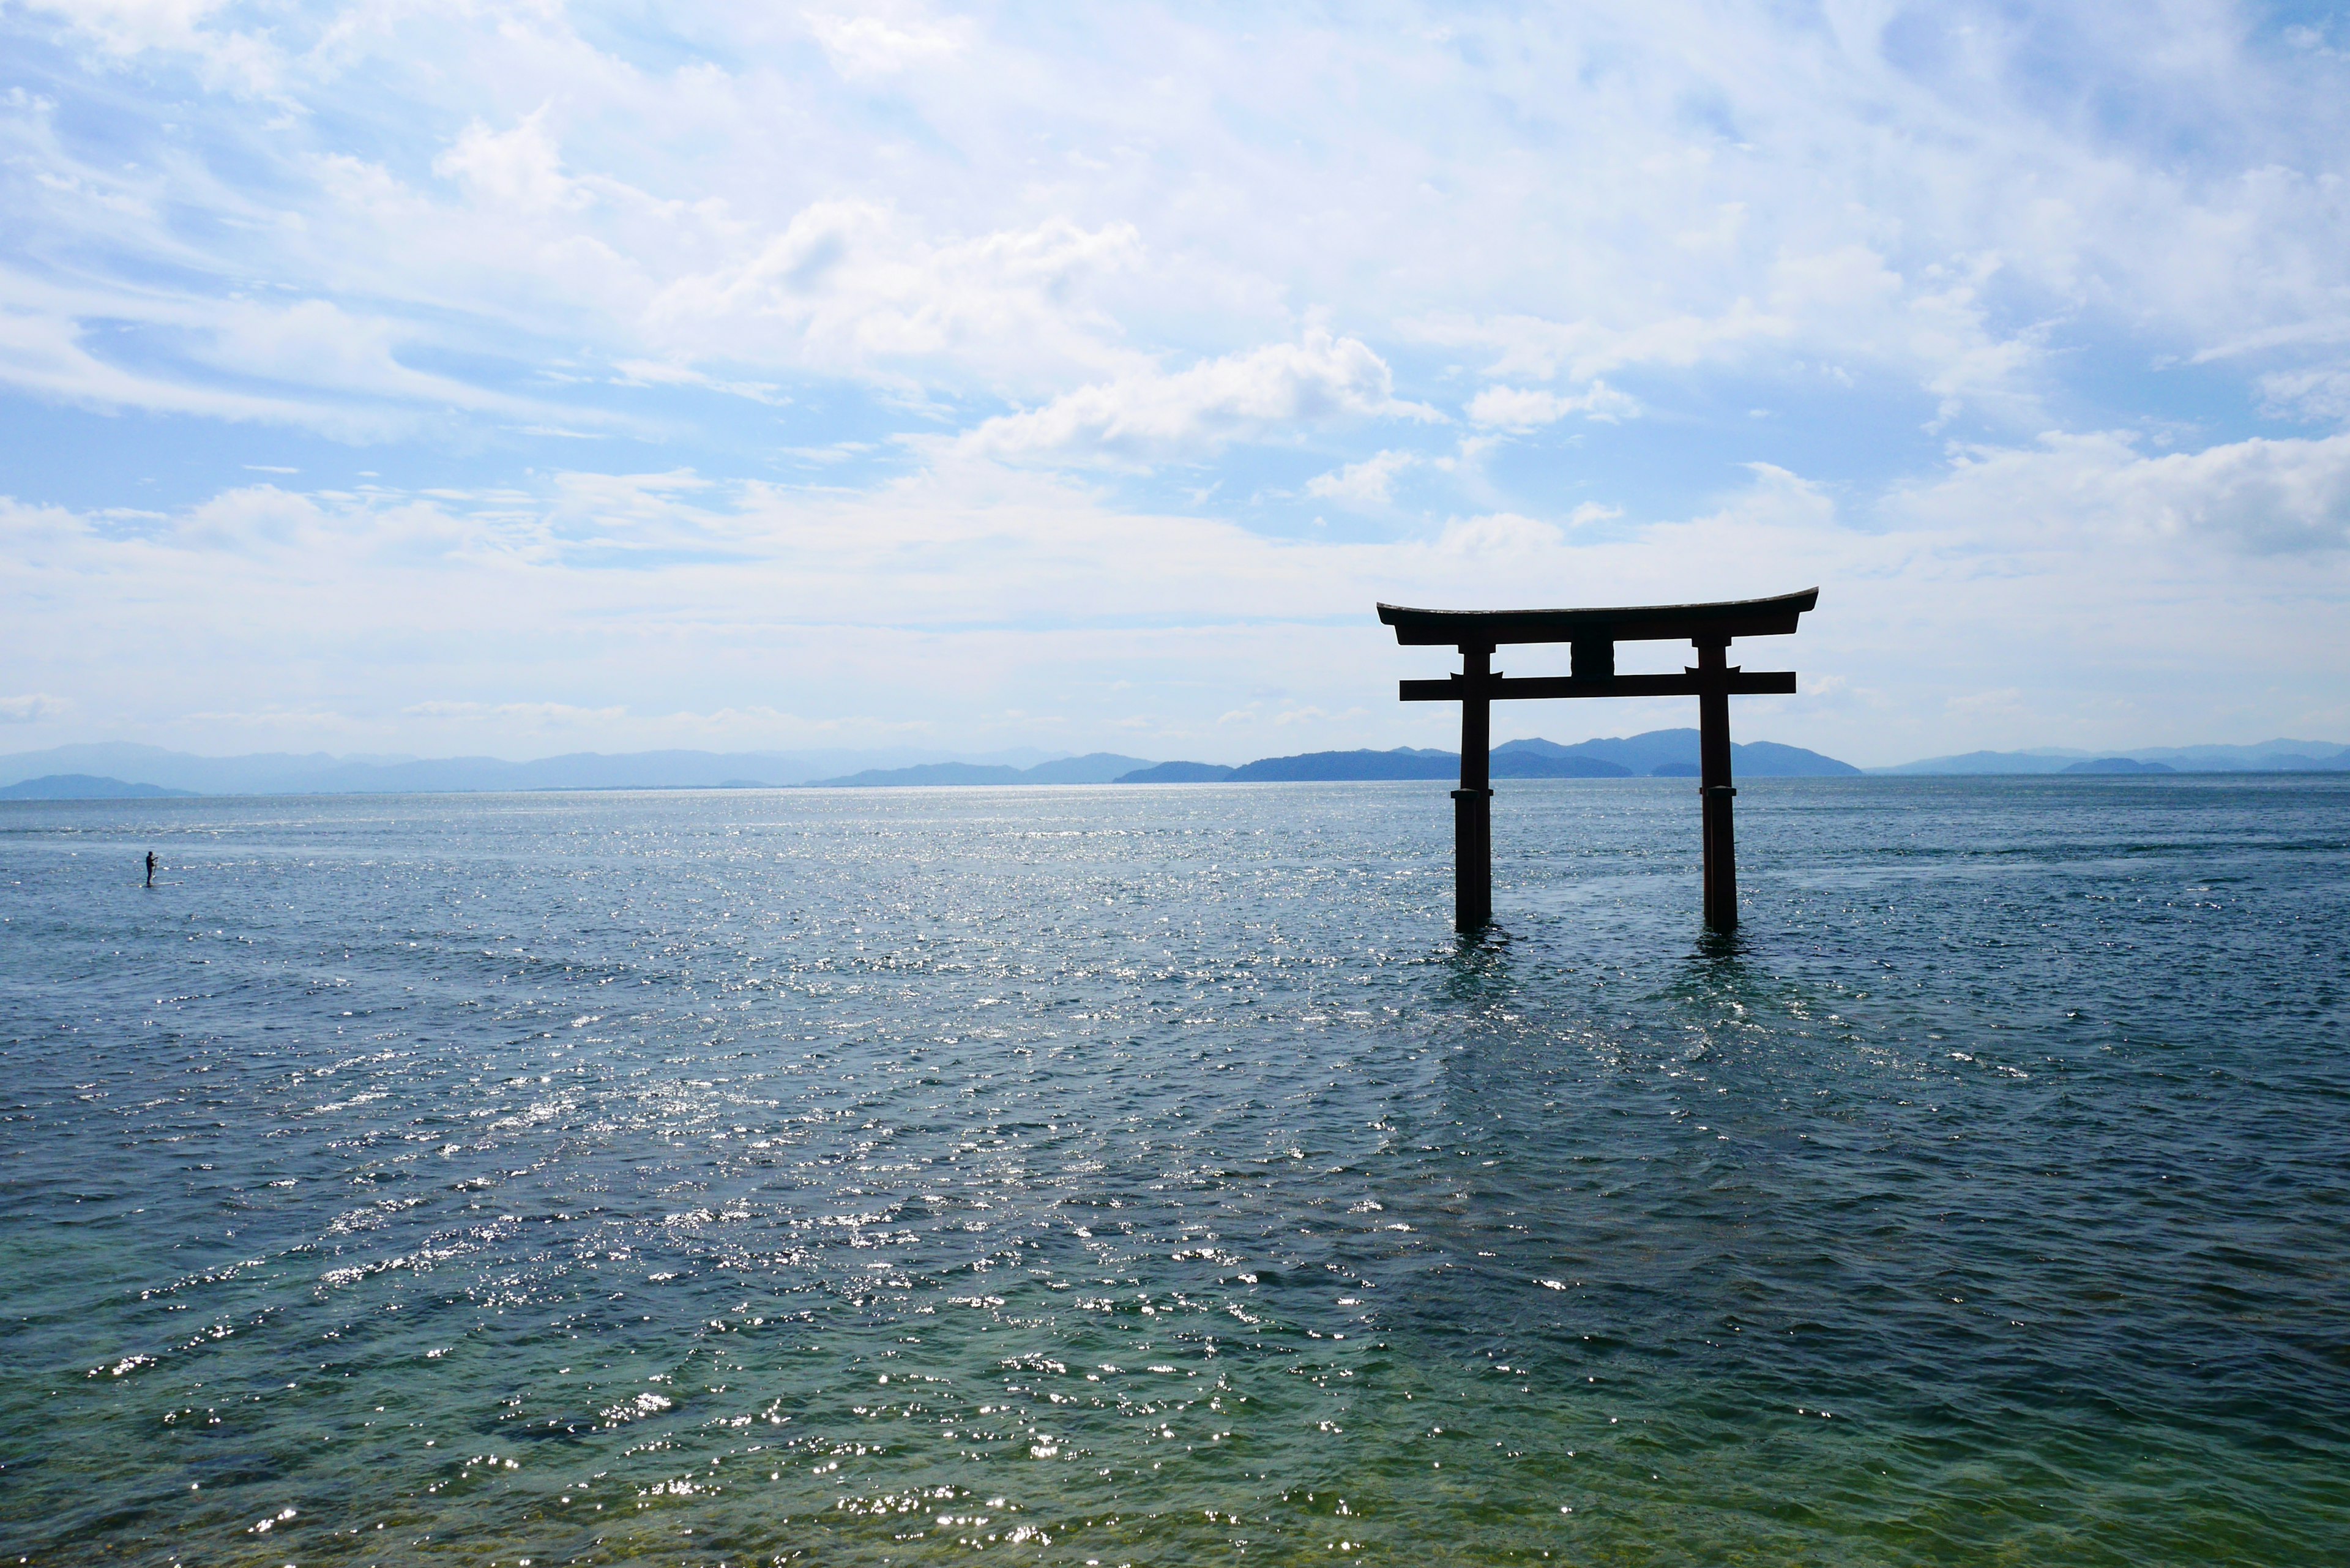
[2,777,2345,1566]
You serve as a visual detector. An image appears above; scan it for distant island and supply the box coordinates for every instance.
[2062,757,2176,775]
[0,774,200,801]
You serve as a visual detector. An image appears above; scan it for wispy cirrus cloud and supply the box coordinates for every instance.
[1466,382,1641,431]
[400,700,629,727]
[24,0,283,93]
[647,202,1147,384]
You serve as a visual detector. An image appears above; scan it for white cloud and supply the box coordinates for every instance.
[197,298,578,419]
[1416,301,1795,386]
[433,110,587,214]
[964,332,1440,465]
[804,9,975,78]
[0,693,67,723]
[401,701,629,727]
[0,299,332,428]
[2191,317,2350,364]
[1466,381,1639,431]
[648,203,1147,381]
[2256,367,2350,423]
[1432,512,1566,557]
[1305,449,1417,506]
[1423,247,2047,426]
[612,360,789,406]
[25,0,281,94]
[1889,431,2350,555]
[0,271,597,437]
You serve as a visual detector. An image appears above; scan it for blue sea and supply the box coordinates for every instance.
[2,777,2345,1565]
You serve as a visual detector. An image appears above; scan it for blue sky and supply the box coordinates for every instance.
[3,1,2348,766]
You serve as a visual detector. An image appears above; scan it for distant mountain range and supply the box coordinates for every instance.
[3,731,2341,802]
[1870,740,2350,774]
[1117,732,1860,782]
[0,734,1859,797]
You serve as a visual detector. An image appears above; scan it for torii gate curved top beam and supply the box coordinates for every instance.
[1379,588,1818,933]
[1378,587,1817,647]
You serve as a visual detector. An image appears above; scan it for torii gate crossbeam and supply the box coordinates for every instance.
[1378,588,1818,932]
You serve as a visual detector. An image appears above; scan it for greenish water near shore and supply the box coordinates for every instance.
[3,777,2344,1563]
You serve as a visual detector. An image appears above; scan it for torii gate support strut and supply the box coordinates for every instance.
[1378,589,1818,933]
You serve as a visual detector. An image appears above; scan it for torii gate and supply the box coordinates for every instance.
[1378,588,1818,933]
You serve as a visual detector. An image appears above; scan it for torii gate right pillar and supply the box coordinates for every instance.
[1453,642,1494,931]
[1696,638,1737,930]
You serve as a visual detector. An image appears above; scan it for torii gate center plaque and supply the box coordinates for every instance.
[1378,588,1819,933]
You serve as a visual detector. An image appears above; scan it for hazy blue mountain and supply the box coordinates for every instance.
[2126,741,2349,770]
[1226,749,1461,782]
[1013,753,1159,784]
[807,753,1156,788]
[1489,749,1632,778]
[1878,741,2349,774]
[2064,757,2177,774]
[810,763,1028,787]
[1125,733,1860,783]
[1733,740,1866,777]
[1871,749,2083,775]
[1496,730,1862,777]
[1497,733,1680,768]
[0,774,200,801]
[1117,761,1237,782]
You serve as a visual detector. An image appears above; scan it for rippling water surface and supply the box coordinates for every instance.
[2,777,2346,1565]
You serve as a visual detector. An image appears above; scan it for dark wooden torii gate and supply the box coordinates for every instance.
[1378,588,1818,933]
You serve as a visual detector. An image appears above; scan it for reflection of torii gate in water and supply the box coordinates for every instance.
[1378,588,1819,933]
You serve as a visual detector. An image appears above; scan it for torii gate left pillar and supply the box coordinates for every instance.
[1381,589,1818,933]
[1452,641,1494,928]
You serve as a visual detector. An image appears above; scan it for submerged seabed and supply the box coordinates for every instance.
[1,777,2345,1566]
